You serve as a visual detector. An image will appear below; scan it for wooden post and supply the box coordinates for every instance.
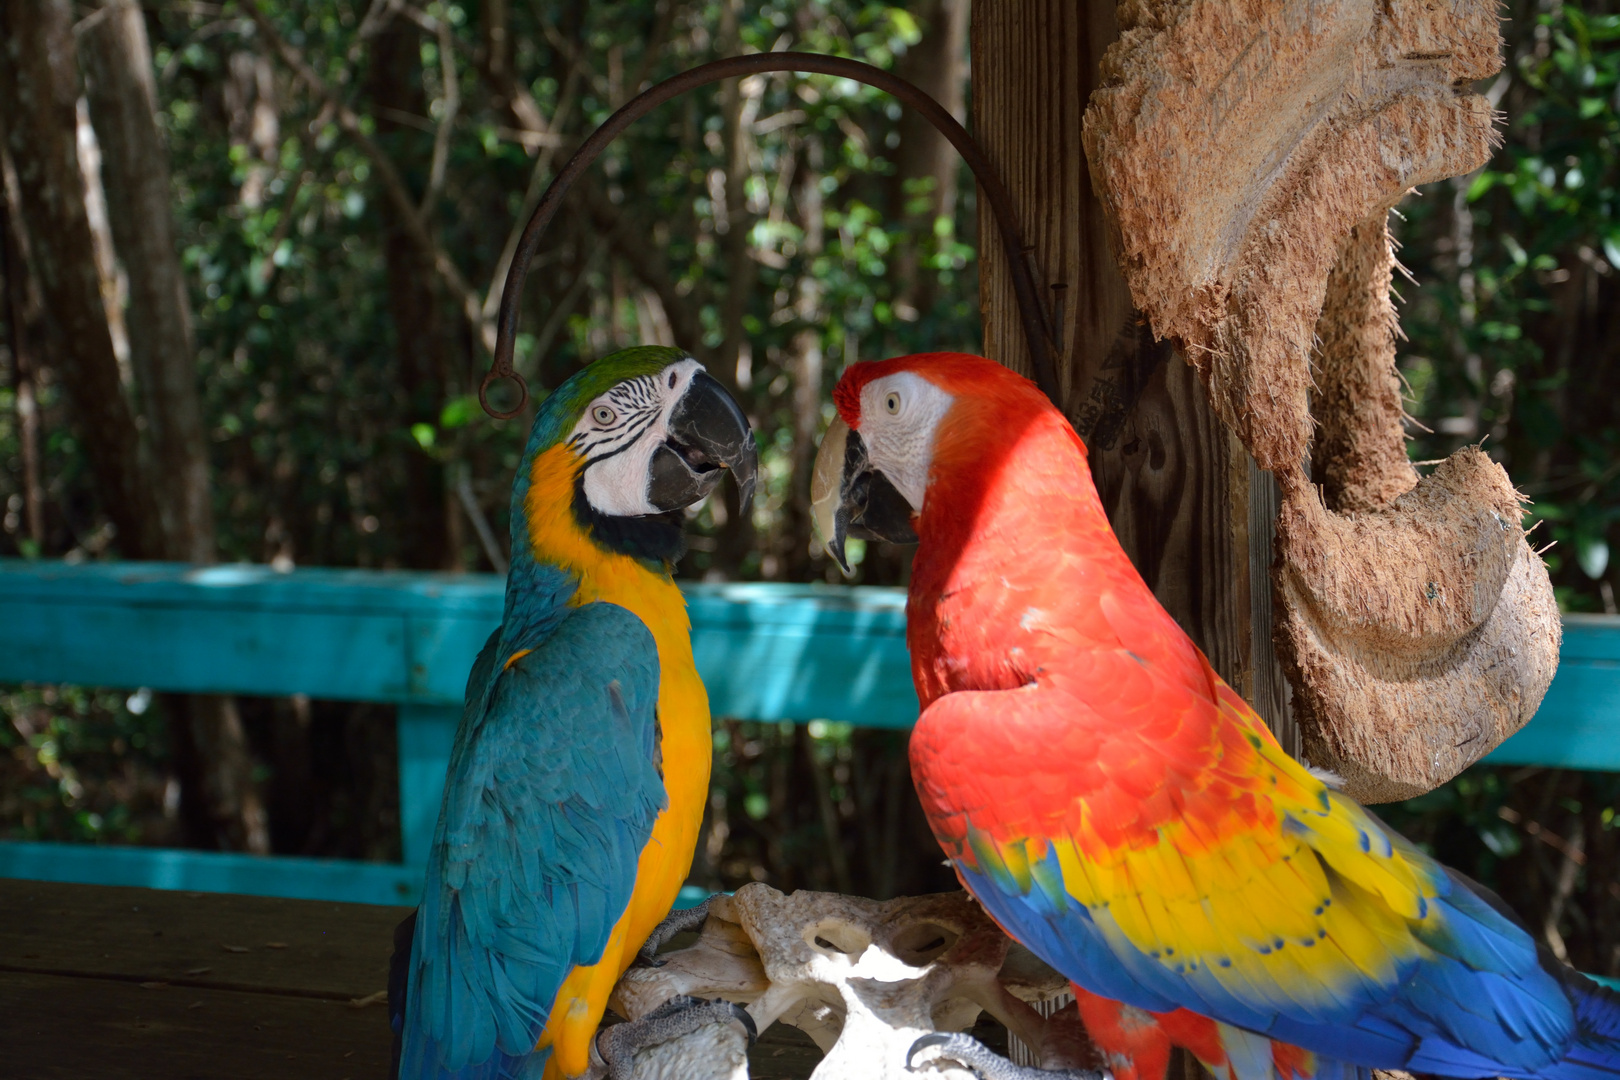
[971,0,1296,752]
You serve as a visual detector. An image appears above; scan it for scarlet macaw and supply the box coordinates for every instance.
[395,346,758,1080]
[811,352,1620,1080]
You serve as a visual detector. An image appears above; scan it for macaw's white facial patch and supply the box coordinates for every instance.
[572,358,703,517]
[857,371,955,512]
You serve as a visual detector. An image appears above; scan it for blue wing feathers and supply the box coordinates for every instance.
[967,813,1620,1080]
[398,581,668,1080]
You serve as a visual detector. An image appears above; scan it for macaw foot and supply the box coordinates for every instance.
[635,894,717,967]
[908,1033,1110,1080]
[596,995,757,1080]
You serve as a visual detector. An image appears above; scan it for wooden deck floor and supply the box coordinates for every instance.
[2,878,403,1079]
[0,878,826,1079]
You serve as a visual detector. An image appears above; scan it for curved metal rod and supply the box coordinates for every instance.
[481,52,1059,419]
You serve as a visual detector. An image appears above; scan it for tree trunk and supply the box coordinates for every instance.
[0,188,46,551]
[368,18,451,571]
[970,0,1295,749]
[79,0,215,563]
[782,138,826,581]
[81,0,268,855]
[2,2,269,853]
[887,0,969,317]
[0,0,162,560]
[165,693,271,853]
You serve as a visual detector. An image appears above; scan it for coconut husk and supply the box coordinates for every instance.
[1311,221,1420,515]
[1085,0,1501,472]
[1083,0,1561,800]
[1276,450,1560,802]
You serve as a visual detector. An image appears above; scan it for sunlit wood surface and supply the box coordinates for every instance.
[0,877,826,1079]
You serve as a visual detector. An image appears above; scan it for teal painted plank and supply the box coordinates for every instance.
[5,559,1620,910]
[4,557,1618,752]
[674,885,712,908]
[1554,614,1620,662]
[685,582,915,727]
[397,704,460,866]
[0,839,422,906]
[0,840,713,908]
[0,561,917,895]
[1484,615,1620,770]
[3,598,416,701]
[0,561,497,705]
[1484,658,1620,770]
[0,560,916,724]
[0,559,504,614]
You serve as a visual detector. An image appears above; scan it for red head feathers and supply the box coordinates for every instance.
[832,352,1055,433]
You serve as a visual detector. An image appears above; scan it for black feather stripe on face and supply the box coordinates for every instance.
[571,473,687,566]
[568,374,664,465]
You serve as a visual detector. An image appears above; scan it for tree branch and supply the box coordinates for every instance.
[418,12,458,217]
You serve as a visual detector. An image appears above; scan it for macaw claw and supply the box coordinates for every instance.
[907,1032,1110,1080]
[634,894,718,967]
[596,995,757,1080]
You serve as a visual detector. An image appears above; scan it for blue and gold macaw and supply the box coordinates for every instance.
[394,347,757,1080]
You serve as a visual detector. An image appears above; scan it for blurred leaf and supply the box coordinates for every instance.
[439,396,479,430]
[1578,536,1610,579]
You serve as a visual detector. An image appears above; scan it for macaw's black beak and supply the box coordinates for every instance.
[647,370,758,515]
[810,416,919,576]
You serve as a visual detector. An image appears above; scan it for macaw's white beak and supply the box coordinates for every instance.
[811,417,853,574]
[810,415,918,576]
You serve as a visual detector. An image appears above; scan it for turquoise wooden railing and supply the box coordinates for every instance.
[0,558,1616,908]
[0,560,913,905]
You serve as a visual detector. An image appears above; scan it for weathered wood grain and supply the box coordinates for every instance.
[970,0,1127,409]
[0,878,403,999]
[2,970,393,1080]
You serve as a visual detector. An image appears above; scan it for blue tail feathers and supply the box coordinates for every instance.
[1544,972,1620,1080]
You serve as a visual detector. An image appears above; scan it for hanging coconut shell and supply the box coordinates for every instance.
[1279,223,1560,801]
[1082,0,1560,801]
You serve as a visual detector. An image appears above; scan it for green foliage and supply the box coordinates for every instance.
[1383,764,1620,977]
[0,685,174,845]
[1396,2,1620,612]
[702,717,953,899]
[120,0,974,578]
[1386,0,1620,977]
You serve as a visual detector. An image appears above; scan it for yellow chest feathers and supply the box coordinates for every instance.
[521,444,710,770]
[523,444,691,655]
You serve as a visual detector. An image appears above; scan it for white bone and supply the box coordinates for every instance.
[603,884,1094,1079]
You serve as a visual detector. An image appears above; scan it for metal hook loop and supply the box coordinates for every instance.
[483,52,1060,419]
[479,368,530,421]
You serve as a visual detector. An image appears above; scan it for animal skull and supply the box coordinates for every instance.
[601,884,1092,1079]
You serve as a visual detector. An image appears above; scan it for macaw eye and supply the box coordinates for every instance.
[592,405,617,425]
[884,391,902,415]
